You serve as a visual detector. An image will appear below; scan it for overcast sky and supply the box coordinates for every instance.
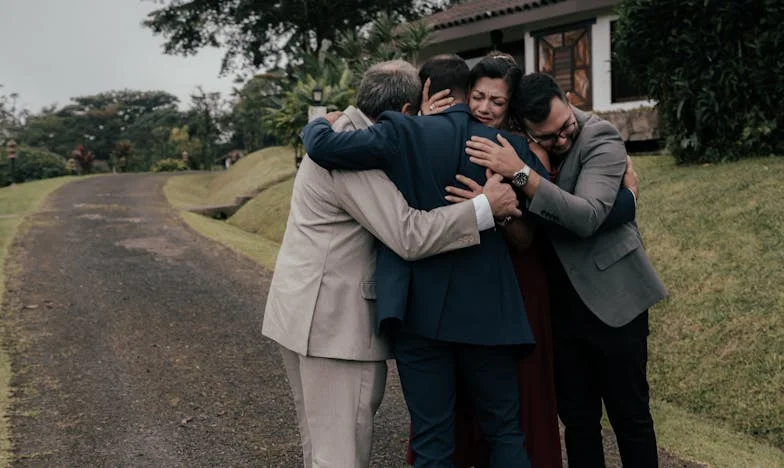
[0,0,235,112]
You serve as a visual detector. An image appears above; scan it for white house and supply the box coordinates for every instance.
[420,0,659,142]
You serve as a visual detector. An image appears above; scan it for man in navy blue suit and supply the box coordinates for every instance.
[302,55,545,467]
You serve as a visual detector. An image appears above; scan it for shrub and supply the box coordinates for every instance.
[150,158,188,172]
[613,0,784,163]
[0,147,67,185]
[70,145,95,173]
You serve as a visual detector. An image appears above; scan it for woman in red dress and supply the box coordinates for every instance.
[409,52,563,467]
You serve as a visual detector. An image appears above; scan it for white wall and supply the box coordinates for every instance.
[591,14,655,112]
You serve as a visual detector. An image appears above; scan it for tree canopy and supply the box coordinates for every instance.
[143,0,451,72]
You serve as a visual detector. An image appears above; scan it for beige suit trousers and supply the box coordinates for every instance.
[280,347,387,468]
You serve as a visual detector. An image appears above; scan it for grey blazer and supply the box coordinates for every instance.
[262,106,481,361]
[528,107,668,327]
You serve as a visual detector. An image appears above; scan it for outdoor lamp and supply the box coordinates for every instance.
[312,86,323,106]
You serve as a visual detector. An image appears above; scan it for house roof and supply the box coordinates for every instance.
[426,0,569,31]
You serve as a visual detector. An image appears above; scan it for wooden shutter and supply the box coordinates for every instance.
[535,23,593,110]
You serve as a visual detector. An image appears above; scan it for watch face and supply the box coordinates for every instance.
[514,171,528,187]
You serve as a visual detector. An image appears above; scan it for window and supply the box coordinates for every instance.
[535,23,593,110]
[610,21,645,103]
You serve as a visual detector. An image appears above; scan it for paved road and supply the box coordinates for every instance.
[1,174,698,467]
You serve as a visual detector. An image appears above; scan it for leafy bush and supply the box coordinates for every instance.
[0,147,67,185]
[613,0,784,163]
[150,158,188,172]
[262,71,356,159]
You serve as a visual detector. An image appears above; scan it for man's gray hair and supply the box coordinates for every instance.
[356,60,421,120]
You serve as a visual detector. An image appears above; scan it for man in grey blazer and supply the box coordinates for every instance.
[262,60,521,468]
[465,73,668,468]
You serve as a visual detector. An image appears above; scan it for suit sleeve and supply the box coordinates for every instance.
[302,117,399,171]
[600,188,636,231]
[332,169,480,261]
[528,121,627,238]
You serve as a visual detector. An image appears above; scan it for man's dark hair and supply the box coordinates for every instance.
[418,54,470,99]
[468,51,522,96]
[512,73,567,124]
[356,60,421,120]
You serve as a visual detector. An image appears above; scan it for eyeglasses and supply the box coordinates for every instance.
[527,116,577,145]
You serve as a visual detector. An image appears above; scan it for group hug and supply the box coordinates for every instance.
[262,52,668,468]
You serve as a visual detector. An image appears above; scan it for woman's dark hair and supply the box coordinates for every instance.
[468,51,523,127]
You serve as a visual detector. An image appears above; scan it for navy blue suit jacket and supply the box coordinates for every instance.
[303,104,548,347]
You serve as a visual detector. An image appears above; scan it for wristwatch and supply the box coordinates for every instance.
[496,216,512,227]
[511,165,531,188]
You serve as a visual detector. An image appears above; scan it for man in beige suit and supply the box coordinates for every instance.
[262,60,521,468]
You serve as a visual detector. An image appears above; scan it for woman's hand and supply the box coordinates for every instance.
[445,170,522,218]
[466,134,525,179]
[420,78,454,115]
[445,173,483,204]
[623,155,639,200]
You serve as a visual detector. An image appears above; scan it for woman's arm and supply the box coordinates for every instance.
[501,219,535,254]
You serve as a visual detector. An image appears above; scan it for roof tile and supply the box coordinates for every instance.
[427,0,567,30]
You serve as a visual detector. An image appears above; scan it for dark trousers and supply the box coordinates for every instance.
[391,326,530,468]
[550,282,657,468]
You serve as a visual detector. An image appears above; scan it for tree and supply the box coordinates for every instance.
[227,73,284,151]
[168,125,203,169]
[614,0,784,163]
[17,90,182,161]
[186,87,227,169]
[143,0,448,72]
[0,85,28,141]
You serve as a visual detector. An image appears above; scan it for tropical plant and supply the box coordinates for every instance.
[70,145,94,174]
[262,70,355,160]
[335,13,432,86]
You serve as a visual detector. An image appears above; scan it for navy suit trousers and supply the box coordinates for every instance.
[391,326,531,468]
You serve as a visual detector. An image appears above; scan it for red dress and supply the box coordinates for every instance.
[405,237,563,467]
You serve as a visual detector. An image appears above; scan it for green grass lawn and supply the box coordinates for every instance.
[164,148,784,466]
[636,155,784,452]
[0,176,81,468]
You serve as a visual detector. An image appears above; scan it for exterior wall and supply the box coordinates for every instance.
[418,8,659,141]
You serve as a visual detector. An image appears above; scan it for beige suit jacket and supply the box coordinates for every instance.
[262,106,481,361]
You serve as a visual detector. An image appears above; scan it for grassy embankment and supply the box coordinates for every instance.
[164,147,296,270]
[164,147,784,467]
[0,176,81,468]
